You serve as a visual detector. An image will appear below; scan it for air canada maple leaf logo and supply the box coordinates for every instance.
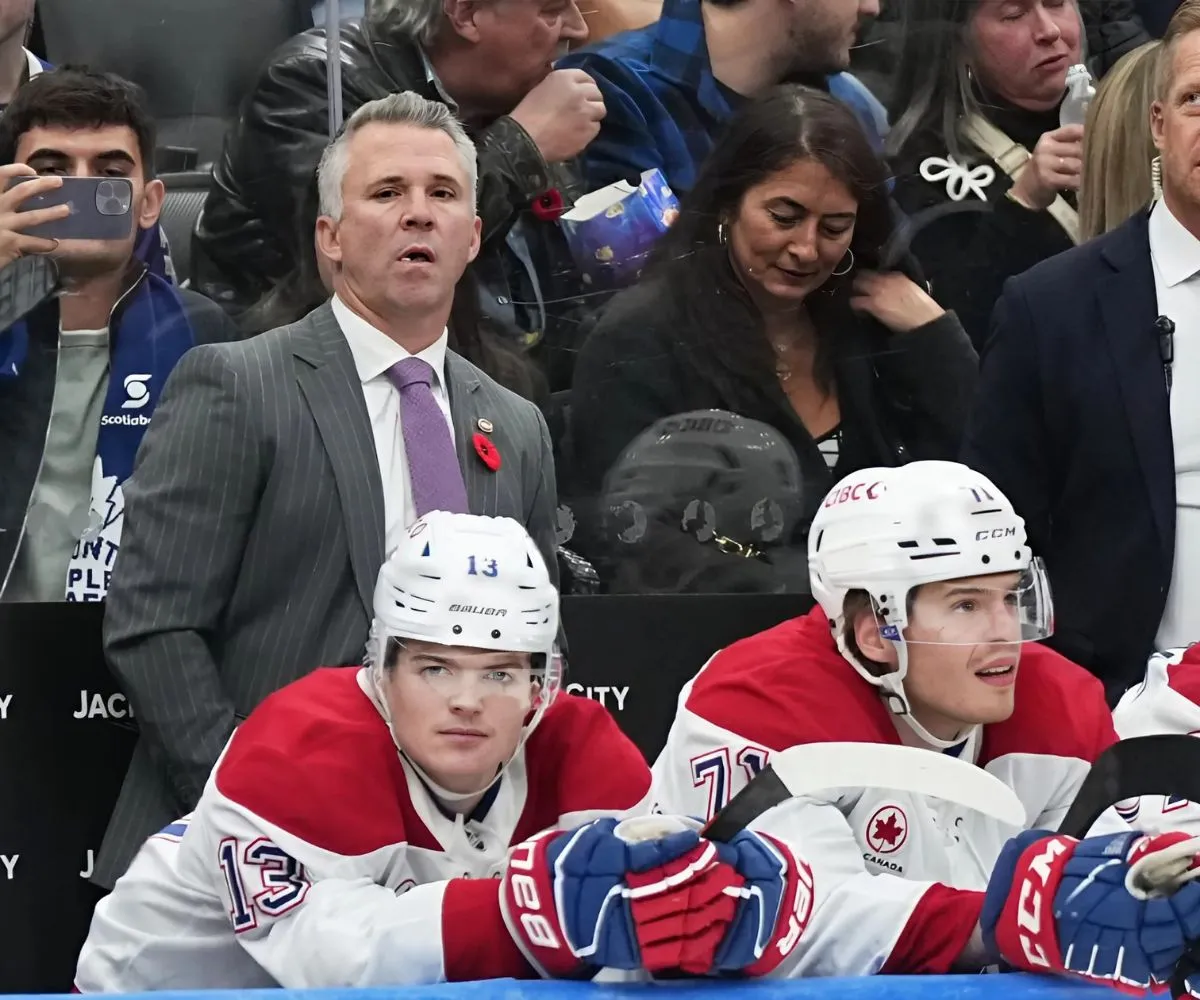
[866,805,908,855]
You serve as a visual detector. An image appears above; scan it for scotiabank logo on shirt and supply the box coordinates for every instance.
[100,413,150,427]
[863,804,908,873]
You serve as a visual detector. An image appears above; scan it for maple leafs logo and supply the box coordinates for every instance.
[866,805,908,855]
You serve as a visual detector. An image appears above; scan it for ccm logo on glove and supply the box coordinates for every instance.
[1012,835,1070,969]
[984,828,1200,991]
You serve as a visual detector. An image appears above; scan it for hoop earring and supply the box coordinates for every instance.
[717,222,729,245]
[831,249,855,277]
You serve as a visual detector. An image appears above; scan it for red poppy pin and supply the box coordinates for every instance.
[473,432,501,472]
[531,188,566,222]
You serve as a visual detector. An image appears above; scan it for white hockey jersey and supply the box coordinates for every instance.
[651,605,1118,979]
[1112,646,1200,833]
[76,666,652,992]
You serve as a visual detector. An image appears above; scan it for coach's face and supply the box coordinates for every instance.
[1153,30,1200,216]
[317,122,481,326]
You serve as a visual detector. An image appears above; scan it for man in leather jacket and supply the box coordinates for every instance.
[193,0,602,312]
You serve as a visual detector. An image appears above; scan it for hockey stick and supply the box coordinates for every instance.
[1057,734,1200,839]
[701,741,1027,842]
[1052,735,1200,999]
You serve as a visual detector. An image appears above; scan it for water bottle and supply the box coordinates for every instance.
[1059,64,1095,128]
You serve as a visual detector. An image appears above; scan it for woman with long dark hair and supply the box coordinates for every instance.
[887,0,1089,348]
[568,85,976,566]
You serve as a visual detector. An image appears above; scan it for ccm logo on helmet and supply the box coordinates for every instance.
[449,605,508,616]
[824,481,883,507]
[975,527,1017,540]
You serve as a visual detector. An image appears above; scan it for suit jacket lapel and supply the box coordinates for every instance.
[1098,209,1175,563]
[293,302,386,616]
[445,350,484,506]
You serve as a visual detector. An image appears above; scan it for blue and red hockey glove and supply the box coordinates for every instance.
[499,816,813,978]
[706,827,815,976]
[981,829,1200,992]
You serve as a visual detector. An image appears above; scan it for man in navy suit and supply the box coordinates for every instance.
[964,0,1200,703]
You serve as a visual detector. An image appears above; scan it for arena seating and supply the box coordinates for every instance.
[37,0,309,165]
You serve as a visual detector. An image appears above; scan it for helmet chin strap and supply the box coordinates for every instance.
[881,641,975,751]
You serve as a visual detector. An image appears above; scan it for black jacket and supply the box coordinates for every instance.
[0,276,239,591]
[889,99,1078,351]
[1080,0,1154,66]
[963,209,1167,704]
[193,19,554,309]
[568,273,979,534]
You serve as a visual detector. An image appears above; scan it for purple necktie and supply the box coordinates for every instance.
[387,357,469,517]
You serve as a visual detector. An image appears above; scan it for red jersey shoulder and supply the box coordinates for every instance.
[980,643,1113,765]
[520,694,651,830]
[683,605,897,752]
[215,667,413,856]
[1167,646,1200,707]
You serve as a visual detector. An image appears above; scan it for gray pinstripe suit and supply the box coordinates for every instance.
[94,301,559,888]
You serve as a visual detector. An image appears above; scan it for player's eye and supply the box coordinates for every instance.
[485,670,514,684]
[420,664,450,678]
[952,600,978,613]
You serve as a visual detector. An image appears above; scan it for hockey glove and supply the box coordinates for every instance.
[707,828,816,977]
[498,816,727,978]
[618,822,815,976]
[981,829,1200,992]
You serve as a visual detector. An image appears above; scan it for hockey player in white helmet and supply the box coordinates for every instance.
[76,513,785,990]
[650,461,1200,988]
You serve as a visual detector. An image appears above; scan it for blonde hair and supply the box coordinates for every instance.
[1079,41,1162,241]
[1158,0,1200,99]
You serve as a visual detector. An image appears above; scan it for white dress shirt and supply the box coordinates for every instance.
[1150,199,1200,650]
[330,294,456,555]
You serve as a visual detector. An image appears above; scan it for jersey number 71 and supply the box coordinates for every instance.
[690,746,770,821]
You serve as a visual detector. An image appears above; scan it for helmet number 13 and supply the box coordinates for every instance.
[467,555,499,577]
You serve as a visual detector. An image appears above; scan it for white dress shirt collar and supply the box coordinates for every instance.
[1150,198,1200,289]
[24,49,43,82]
[330,293,449,388]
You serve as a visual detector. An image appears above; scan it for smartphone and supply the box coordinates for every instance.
[6,175,135,241]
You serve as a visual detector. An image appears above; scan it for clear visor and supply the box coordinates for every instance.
[385,636,561,711]
[874,559,1054,646]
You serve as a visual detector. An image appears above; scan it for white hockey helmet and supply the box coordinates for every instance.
[367,512,562,796]
[808,461,1053,741]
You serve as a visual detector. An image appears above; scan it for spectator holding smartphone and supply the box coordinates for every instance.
[0,68,237,605]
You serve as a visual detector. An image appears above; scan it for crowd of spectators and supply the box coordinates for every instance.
[0,0,1193,698]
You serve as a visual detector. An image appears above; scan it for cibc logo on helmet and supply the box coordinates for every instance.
[823,480,884,507]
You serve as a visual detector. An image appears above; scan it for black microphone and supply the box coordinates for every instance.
[1156,315,1176,394]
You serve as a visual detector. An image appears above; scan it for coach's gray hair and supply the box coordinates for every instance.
[316,92,478,220]
[368,0,445,47]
